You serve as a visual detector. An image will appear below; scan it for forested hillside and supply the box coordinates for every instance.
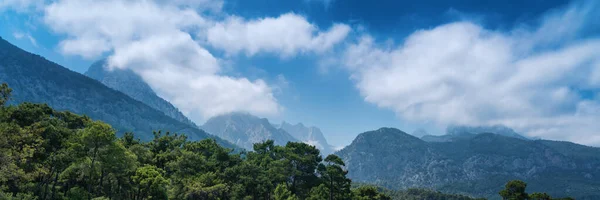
[0,84,390,200]
[0,38,227,146]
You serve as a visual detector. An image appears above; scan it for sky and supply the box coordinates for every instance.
[1,0,600,148]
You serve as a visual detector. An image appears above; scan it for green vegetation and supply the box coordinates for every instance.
[0,83,390,199]
[386,188,485,200]
[499,180,574,200]
[0,85,583,200]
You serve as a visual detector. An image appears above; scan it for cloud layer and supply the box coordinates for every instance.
[343,2,600,145]
[39,0,349,122]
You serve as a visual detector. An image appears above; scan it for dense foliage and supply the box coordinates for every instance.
[499,180,574,200]
[0,84,391,200]
[386,188,485,200]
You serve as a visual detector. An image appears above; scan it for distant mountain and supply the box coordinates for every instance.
[422,125,529,142]
[202,113,299,150]
[85,60,196,127]
[0,37,232,147]
[337,127,600,199]
[279,121,334,155]
[411,128,429,137]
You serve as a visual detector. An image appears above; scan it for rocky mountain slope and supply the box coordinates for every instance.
[202,113,298,150]
[279,121,334,155]
[337,127,600,199]
[0,37,232,147]
[85,60,196,127]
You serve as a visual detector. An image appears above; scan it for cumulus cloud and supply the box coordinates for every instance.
[343,2,600,145]
[43,0,281,121]
[206,13,351,57]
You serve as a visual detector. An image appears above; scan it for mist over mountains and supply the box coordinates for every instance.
[85,60,197,128]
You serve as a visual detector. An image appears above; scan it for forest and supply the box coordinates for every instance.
[0,83,573,200]
[0,82,389,199]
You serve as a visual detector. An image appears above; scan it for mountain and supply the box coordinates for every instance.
[422,125,529,142]
[337,127,600,199]
[279,121,334,155]
[0,37,232,147]
[202,113,299,150]
[85,60,196,127]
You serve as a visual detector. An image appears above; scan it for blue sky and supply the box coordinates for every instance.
[1,0,599,148]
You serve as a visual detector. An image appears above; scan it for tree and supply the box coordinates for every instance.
[529,192,552,200]
[352,186,392,200]
[131,165,168,200]
[319,155,351,200]
[499,180,528,200]
[274,184,298,200]
[80,121,116,199]
[282,142,322,198]
[0,83,11,106]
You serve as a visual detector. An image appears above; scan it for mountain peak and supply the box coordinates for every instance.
[202,113,298,150]
[349,127,425,149]
[279,121,333,155]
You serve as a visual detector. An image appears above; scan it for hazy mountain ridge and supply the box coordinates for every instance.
[421,125,530,142]
[0,38,232,147]
[279,121,334,155]
[85,60,196,128]
[202,112,299,150]
[337,127,600,199]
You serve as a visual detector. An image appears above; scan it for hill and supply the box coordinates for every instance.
[337,127,600,199]
[0,37,229,146]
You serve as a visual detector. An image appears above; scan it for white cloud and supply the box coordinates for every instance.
[206,13,351,57]
[343,2,600,146]
[43,0,281,121]
[44,0,209,58]
[13,31,38,47]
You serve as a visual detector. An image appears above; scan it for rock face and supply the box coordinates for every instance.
[85,60,196,127]
[279,121,334,155]
[202,113,299,150]
[337,127,600,199]
[0,38,232,147]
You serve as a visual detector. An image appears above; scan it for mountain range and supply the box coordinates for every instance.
[0,37,231,147]
[3,37,600,199]
[202,112,299,150]
[337,127,600,199]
